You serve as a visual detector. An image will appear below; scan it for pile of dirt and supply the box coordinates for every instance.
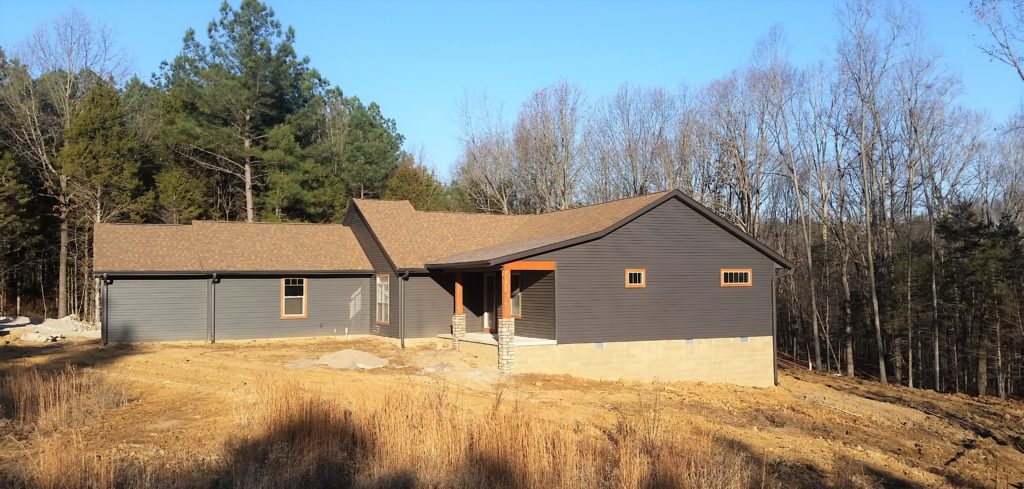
[1,315,100,343]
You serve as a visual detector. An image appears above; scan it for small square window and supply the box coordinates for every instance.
[625,268,646,288]
[720,269,752,287]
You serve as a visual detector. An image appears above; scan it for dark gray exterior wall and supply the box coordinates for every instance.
[347,210,399,337]
[461,272,486,332]
[105,278,209,342]
[214,276,370,340]
[516,271,555,339]
[533,197,776,344]
[402,272,456,338]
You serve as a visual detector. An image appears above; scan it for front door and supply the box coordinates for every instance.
[482,273,496,333]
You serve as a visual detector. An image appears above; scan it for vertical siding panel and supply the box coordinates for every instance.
[214,276,370,340]
[402,273,455,338]
[106,278,208,342]
[535,198,776,344]
[462,273,485,332]
[515,271,555,339]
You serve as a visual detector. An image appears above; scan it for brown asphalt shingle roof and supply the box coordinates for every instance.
[353,191,671,270]
[94,221,372,274]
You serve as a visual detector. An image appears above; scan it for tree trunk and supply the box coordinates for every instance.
[996,310,1006,399]
[977,329,987,397]
[843,250,855,377]
[931,219,941,391]
[58,205,69,318]
[863,166,887,385]
[907,199,913,389]
[895,339,903,385]
[244,161,254,222]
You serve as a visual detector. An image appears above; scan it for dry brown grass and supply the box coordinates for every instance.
[0,364,126,434]
[9,373,776,489]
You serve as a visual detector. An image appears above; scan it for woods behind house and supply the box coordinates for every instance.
[2,0,1024,399]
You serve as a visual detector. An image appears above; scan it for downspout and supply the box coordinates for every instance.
[101,273,109,345]
[771,268,792,386]
[400,271,410,348]
[210,273,218,343]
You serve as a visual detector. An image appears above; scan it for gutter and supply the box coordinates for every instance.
[209,273,219,343]
[101,273,110,345]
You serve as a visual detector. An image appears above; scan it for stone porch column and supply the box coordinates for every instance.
[498,317,515,375]
[451,314,466,349]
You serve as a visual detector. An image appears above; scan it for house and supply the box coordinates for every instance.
[94,190,792,386]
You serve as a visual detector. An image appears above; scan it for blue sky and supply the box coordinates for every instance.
[1,0,1020,179]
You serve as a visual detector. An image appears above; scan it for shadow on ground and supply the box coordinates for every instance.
[0,339,137,374]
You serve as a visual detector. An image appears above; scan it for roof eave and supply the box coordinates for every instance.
[426,190,794,270]
[95,269,375,276]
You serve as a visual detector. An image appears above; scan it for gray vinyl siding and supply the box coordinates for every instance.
[348,210,399,337]
[213,276,370,340]
[516,271,555,339]
[461,272,486,332]
[402,272,455,338]
[105,278,208,342]
[533,198,775,344]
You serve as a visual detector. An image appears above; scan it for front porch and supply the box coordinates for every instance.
[446,260,557,374]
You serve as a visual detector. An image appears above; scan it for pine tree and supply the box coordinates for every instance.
[160,0,328,221]
[383,155,444,210]
[341,101,404,199]
[155,167,210,224]
[60,79,146,224]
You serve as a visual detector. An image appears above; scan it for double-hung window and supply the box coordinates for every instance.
[376,274,390,324]
[281,278,307,319]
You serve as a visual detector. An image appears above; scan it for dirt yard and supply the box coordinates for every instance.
[0,335,1022,488]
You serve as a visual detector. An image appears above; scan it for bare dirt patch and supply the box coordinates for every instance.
[0,336,1020,488]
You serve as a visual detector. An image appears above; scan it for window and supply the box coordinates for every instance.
[511,271,522,318]
[281,278,307,319]
[720,269,752,287]
[625,268,646,288]
[376,274,390,324]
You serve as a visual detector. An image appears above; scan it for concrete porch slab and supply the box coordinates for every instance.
[438,332,556,347]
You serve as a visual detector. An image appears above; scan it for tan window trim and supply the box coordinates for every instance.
[720,269,752,287]
[280,278,308,319]
[625,268,646,288]
[375,273,390,325]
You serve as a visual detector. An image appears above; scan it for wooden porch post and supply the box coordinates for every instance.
[454,272,464,315]
[501,267,511,319]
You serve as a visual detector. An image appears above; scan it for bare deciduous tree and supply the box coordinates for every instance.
[0,8,128,318]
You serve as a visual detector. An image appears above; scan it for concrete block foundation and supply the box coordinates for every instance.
[513,336,775,387]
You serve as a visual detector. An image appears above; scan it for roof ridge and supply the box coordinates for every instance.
[397,190,674,219]
[191,220,346,226]
[536,190,672,216]
[94,222,190,227]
